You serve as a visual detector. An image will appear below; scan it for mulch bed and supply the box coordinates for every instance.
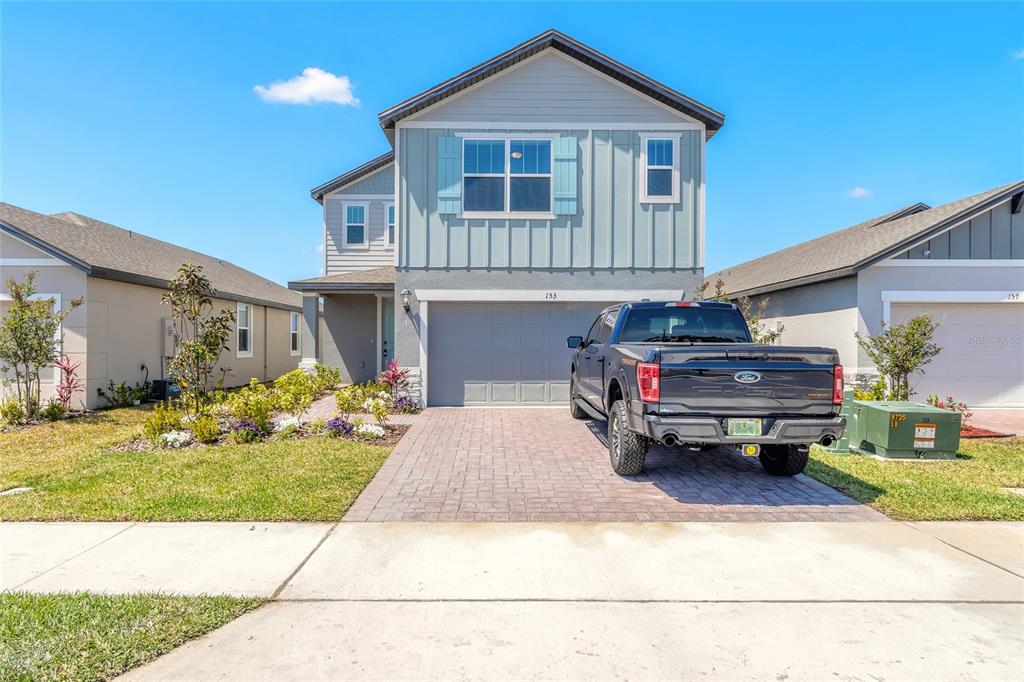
[108,423,410,452]
[960,425,1015,439]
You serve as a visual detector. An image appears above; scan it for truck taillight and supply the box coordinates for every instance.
[637,362,661,403]
[833,364,844,405]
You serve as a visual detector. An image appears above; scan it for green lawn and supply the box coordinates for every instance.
[807,437,1024,520]
[0,407,392,521]
[0,592,261,682]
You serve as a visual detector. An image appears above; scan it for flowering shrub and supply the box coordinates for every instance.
[229,418,263,444]
[926,394,973,424]
[392,396,421,414]
[356,422,386,439]
[362,395,390,427]
[159,430,193,448]
[325,416,355,438]
[273,415,302,438]
[274,369,318,418]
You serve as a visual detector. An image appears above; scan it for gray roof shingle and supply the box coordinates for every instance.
[0,203,301,310]
[709,181,1024,297]
[288,266,394,292]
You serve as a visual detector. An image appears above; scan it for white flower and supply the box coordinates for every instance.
[160,430,193,448]
[377,391,393,403]
[355,423,385,438]
[362,397,386,412]
[274,416,302,432]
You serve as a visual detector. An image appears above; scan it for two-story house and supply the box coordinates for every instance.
[289,29,724,406]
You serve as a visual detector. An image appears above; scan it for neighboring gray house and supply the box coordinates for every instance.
[290,29,723,405]
[708,181,1024,408]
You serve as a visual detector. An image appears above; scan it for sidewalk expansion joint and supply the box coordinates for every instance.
[13,522,137,591]
[270,521,339,599]
[900,521,1024,579]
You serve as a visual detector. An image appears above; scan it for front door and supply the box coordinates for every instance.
[380,297,395,371]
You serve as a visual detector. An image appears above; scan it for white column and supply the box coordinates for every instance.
[299,293,320,369]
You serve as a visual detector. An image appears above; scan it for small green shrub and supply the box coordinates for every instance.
[39,399,67,421]
[334,386,361,419]
[226,379,275,432]
[274,370,318,418]
[143,402,183,444]
[306,417,327,435]
[190,414,221,444]
[313,364,341,394]
[854,376,888,401]
[0,396,25,426]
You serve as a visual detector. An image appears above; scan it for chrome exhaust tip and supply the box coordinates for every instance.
[662,434,678,447]
[819,435,835,447]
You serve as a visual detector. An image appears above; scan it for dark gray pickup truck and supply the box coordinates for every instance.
[567,300,846,477]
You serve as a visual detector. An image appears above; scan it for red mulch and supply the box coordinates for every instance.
[960,425,1014,439]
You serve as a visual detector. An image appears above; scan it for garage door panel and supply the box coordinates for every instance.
[429,301,613,406]
[892,303,1023,407]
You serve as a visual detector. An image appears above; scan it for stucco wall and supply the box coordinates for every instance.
[0,261,89,409]
[321,293,378,385]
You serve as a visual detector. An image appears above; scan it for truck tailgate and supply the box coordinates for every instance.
[656,345,839,416]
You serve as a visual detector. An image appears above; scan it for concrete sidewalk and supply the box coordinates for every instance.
[4,521,1022,680]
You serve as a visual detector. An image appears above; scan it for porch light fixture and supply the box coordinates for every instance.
[400,288,412,312]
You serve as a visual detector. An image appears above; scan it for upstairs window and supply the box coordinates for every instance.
[237,302,252,358]
[640,135,680,203]
[463,138,552,215]
[386,203,396,245]
[344,204,366,246]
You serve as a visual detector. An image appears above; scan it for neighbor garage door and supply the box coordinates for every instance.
[428,302,613,406]
[891,302,1024,407]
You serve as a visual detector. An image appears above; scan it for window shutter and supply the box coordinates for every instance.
[553,136,578,215]
[436,136,462,214]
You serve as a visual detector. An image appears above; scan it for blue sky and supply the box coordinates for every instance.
[2,2,1022,285]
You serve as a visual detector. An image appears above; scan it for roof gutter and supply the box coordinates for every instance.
[89,268,302,312]
[287,280,394,293]
[0,221,93,273]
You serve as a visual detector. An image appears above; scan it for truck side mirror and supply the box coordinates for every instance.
[566,335,583,349]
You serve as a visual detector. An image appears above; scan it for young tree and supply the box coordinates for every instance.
[161,264,236,419]
[855,315,941,401]
[0,272,82,418]
[694,277,784,345]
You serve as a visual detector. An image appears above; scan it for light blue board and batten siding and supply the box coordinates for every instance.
[896,199,1024,259]
[398,127,702,270]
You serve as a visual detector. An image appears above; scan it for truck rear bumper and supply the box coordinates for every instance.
[638,414,846,447]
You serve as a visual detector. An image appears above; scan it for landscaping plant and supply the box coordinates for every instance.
[274,369,319,418]
[229,419,263,444]
[53,355,84,410]
[39,399,67,421]
[694,277,783,345]
[392,396,421,413]
[97,379,151,408]
[189,414,221,444]
[312,363,341,394]
[226,378,275,432]
[927,394,973,424]
[379,359,411,397]
[143,402,183,445]
[161,264,236,419]
[0,271,82,419]
[855,315,941,401]
[0,396,25,427]
[325,415,355,438]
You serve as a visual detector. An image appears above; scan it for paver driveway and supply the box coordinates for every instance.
[346,408,885,522]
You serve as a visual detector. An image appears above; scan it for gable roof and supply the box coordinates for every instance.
[377,29,724,143]
[310,151,394,204]
[0,203,301,310]
[288,266,394,292]
[709,180,1024,298]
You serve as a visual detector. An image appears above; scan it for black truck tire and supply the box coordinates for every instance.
[569,374,588,420]
[608,400,649,476]
[758,445,810,476]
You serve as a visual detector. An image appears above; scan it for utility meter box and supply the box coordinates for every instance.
[848,401,960,459]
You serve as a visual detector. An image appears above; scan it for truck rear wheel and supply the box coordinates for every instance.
[569,374,588,420]
[758,445,809,476]
[608,400,649,476]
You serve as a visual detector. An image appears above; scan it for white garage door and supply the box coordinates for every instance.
[428,302,613,406]
[892,302,1024,407]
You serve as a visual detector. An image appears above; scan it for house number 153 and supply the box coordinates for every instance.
[545,292,557,300]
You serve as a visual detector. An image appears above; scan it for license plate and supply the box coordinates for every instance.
[727,418,762,437]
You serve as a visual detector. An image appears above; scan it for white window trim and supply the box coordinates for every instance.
[236,302,253,359]
[1,293,64,383]
[460,136,555,219]
[289,311,301,357]
[385,202,396,246]
[342,202,369,248]
[639,133,681,204]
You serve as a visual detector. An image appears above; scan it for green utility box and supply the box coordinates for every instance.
[847,401,961,459]
[821,388,856,453]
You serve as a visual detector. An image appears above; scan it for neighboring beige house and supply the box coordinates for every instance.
[0,203,303,409]
[708,181,1024,408]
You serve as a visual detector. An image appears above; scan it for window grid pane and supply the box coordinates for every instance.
[510,140,551,175]
[647,139,673,168]
[346,205,365,224]
[464,140,505,174]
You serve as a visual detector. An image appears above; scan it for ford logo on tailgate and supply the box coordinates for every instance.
[734,371,762,384]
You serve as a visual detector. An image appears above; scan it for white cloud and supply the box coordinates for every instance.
[1012,48,1024,60]
[846,186,871,199]
[254,67,360,106]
